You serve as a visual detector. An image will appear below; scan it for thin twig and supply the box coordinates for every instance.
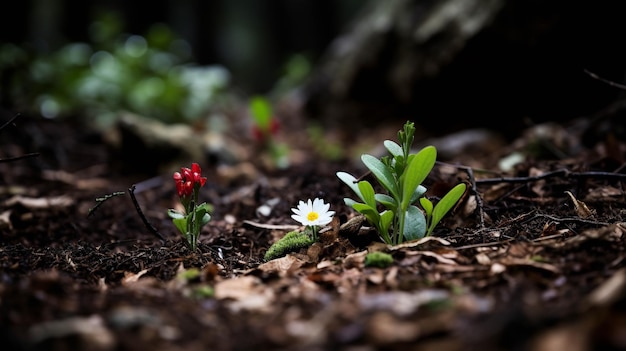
[533,213,611,227]
[584,69,626,90]
[129,184,166,242]
[444,162,485,228]
[242,220,300,231]
[0,153,40,163]
[0,114,40,163]
[475,169,626,185]
[0,113,21,132]
[87,191,126,217]
[454,238,514,251]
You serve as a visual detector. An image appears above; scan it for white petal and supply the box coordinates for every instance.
[291,214,306,225]
[312,198,323,209]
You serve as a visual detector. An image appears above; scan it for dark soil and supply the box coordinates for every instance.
[1,110,626,351]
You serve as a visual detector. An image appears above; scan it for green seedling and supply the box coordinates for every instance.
[168,163,211,251]
[337,121,466,245]
[249,96,289,169]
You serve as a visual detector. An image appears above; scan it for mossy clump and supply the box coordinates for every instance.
[364,252,394,268]
[264,228,314,261]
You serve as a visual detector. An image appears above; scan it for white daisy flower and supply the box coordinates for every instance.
[291,198,335,227]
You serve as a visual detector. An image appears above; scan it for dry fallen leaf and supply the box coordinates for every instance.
[565,191,595,218]
[29,315,115,349]
[587,268,626,307]
[121,269,149,285]
[0,210,12,231]
[214,276,275,312]
[257,254,307,275]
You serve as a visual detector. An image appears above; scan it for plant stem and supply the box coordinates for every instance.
[397,210,406,245]
[188,199,197,251]
[311,226,318,241]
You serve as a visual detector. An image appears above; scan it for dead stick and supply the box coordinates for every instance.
[436,161,486,228]
[129,184,166,242]
[0,153,40,163]
[0,114,40,162]
[475,169,626,185]
[0,113,21,132]
[584,69,626,90]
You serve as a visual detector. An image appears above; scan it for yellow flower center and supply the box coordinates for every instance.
[307,212,319,222]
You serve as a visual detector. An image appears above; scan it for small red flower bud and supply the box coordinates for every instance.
[173,163,207,198]
[191,163,207,186]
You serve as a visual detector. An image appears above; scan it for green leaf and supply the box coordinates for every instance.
[375,194,397,211]
[199,213,211,226]
[195,202,212,213]
[168,209,185,219]
[427,183,466,235]
[379,210,394,243]
[357,181,376,208]
[361,154,399,199]
[249,96,272,128]
[172,217,187,236]
[352,203,380,225]
[400,146,436,208]
[384,140,403,157]
[409,185,428,204]
[337,172,364,202]
[392,155,406,175]
[403,205,427,241]
[344,198,358,208]
[419,197,433,218]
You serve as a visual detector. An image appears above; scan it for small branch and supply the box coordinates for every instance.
[534,213,611,227]
[0,113,21,132]
[454,238,514,251]
[436,161,486,228]
[242,220,300,231]
[475,169,626,185]
[456,164,485,228]
[0,153,40,163]
[0,114,40,163]
[584,69,626,90]
[88,191,126,217]
[129,184,166,242]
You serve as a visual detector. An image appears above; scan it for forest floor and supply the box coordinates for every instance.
[1,105,625,351]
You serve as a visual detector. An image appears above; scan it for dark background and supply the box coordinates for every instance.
[1,0,363,93]
[2,0,626,138]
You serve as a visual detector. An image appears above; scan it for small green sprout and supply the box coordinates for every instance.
[337,121,466,245]
[249,96,289,169]
[168,163,212,251]
[364,252,394,268]
[307,123,344,161]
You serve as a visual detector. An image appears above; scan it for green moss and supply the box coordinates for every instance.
[364,252,394,268]
[264,229,314,261]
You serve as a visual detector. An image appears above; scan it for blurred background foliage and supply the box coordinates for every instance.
[0,0,364,125]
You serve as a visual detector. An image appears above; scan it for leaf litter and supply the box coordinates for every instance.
[0,113,625,350]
